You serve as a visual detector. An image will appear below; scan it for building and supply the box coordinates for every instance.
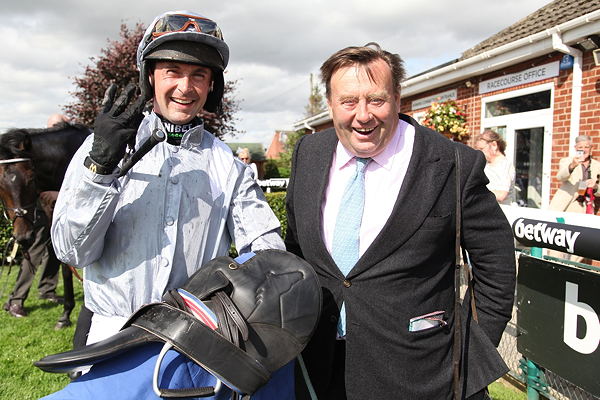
[293,0,600,210]
[265,131,286,160]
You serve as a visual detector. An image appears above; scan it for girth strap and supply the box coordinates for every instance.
[131,303,271,395]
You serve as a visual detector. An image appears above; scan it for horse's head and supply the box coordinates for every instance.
[0,130,38,247]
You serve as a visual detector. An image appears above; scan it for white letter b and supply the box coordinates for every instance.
[563,282,600,354]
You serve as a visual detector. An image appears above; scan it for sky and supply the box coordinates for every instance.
[0,0,553,148]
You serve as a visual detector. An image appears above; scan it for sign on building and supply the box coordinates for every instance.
[411,89,457,111]
[479,61,560,94]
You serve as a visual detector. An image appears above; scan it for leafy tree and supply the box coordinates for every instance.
[275,130,306,177]
[64,23,143,127]
[64,23,240,140]
[304,73,326,118]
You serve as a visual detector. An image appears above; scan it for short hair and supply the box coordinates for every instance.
[237,148,250,159]
[320,42,406,99]
[575,135,591,144]
[475,129,507,155]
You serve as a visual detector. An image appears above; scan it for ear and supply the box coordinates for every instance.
[394,91,401,113]
[148,71,155,87]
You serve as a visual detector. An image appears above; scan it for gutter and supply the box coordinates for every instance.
[551,33,583,155]
[292,110,330,131]
[303,121,316,133]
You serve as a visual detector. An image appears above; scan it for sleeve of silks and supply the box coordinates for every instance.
[51,134,122,267]
[227,161,285,254]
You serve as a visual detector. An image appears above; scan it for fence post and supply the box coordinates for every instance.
[530,247,543,258]
[527,359,540,400]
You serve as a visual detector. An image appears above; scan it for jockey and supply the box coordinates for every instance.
[45,10,292,399]
[51,10,284,346]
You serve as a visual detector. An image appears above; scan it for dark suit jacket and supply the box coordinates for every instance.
[285,114,516,400]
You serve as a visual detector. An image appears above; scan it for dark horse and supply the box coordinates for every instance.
[0,122,90,327]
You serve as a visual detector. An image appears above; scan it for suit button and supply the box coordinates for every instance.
[343,279,351,288]
[329,315,337,323]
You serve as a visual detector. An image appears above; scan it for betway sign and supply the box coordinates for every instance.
[512,218,600,260]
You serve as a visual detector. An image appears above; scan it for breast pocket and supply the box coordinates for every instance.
[420,214,451,231]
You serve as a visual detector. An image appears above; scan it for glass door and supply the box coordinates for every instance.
[514,127,544,208]
[481,84,554,208]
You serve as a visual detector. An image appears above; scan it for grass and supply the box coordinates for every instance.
[0,265,527,400]
[0,265,84,399]
[490,380,527,400]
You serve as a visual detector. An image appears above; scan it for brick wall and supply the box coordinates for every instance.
[403,51,600,202]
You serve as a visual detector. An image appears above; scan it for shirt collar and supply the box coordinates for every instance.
[148,112,204,148]
[334,119,409,171]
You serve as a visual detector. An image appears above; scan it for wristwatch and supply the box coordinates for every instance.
[84,156,114,175]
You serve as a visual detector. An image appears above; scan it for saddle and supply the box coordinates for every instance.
[34,249,321,397]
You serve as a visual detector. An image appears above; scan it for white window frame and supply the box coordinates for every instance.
[480,83,555,208]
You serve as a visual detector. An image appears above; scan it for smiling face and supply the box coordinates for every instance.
[327,59,401,158]
[150,61,213,124]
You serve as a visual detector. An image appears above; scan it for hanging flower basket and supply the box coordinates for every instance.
[422,100,469,142]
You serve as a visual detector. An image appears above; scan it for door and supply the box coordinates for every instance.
[481,84,554,208]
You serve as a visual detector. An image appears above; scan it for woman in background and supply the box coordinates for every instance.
[474,130,515,205]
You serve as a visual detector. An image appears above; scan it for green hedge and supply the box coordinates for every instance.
[0,206,14,250]
[265,192,287,239]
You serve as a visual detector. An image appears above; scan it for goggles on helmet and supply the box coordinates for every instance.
[150,13,223,40]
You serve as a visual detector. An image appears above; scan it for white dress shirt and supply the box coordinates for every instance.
[322,119,415,257]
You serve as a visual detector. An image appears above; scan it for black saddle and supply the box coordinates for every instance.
[34,249,321,397]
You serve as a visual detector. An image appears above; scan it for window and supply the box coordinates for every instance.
[485,90,551,118]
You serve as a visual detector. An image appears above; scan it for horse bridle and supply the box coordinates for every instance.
[0,157,38,225]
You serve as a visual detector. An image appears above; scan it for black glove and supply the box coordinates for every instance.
[86,83,147,175]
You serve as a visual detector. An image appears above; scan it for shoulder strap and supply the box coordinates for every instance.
[452,148,479,400]
[452,148,463,400]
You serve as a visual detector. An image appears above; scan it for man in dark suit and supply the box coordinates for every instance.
[286,43,516,399]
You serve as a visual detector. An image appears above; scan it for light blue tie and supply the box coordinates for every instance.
[331,157,370,337]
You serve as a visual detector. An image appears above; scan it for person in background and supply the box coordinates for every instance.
[238,147,258,180]
[549,135,600,215]
[47,114,70,127]
[285,43,515,399]
[548,135,600,263]
[2,212,62,318]
[474,130,515,205]
[51,10,283,345]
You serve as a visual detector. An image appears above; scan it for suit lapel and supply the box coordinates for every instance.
[349,116,454,276]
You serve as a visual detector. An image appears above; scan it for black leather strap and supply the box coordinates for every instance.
[214,291,248,341]
[131,303,271,395]
[453,148,463,400]
[453,148,479,400]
